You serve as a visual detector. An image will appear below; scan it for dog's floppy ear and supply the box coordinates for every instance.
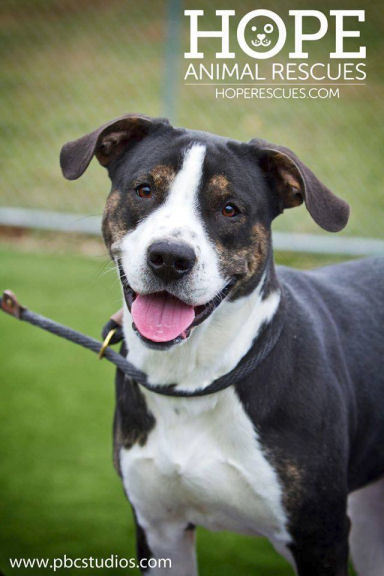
[251,138,350,232]
[60,114,170,180]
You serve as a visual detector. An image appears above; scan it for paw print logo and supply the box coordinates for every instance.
[250,22,275,48]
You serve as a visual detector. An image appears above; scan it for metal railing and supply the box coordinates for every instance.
[0,1,382,255]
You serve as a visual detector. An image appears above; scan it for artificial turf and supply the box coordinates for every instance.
[0,245,349,575]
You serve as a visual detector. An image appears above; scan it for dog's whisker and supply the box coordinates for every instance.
[99,265,120,277]
[95,259,117,279]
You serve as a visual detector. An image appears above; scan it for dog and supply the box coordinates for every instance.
[60,114,384,576]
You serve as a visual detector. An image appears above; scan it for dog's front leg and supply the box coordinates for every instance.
[133,514,198,576]
[291,543,349,576]
[290,515,350,576]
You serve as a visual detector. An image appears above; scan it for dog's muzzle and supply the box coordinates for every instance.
[118,261,234,351]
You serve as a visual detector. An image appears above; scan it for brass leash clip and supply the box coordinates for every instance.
[98,328,117,359]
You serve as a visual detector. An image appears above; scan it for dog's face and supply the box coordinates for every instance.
[61,114,349,350]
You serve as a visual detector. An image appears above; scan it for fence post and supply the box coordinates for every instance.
[164,0,182,122]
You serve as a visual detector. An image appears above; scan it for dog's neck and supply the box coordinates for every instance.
[122,261,281,395]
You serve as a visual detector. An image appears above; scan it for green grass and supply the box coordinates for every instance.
[0,245,351,575]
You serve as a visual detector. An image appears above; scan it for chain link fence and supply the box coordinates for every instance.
[0,0,383,251]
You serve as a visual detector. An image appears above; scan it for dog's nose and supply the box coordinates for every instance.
[147,241,196,282]
[257,33,266,40]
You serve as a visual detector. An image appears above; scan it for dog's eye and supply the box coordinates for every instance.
[136,184,152,199]
[222,203,239,218]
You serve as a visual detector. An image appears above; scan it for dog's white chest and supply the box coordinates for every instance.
[120,388,290,543]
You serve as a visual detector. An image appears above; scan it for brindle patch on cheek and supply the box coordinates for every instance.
[217,223,269,277]
[247,223,270,276]
[216,243,249,276]
[217,223,270,299]
[102,189,127,252]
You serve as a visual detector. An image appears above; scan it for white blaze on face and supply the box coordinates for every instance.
[120,143,226,305]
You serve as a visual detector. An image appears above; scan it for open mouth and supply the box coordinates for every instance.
[119,266,233,350]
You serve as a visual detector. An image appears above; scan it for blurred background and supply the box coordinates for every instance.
[0,0,382,574]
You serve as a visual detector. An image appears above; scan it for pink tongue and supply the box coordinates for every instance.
[131,293,195,343]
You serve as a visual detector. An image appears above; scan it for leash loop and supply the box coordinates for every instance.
[1,290,24,319]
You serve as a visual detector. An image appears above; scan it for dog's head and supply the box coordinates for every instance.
[61,114,349,350]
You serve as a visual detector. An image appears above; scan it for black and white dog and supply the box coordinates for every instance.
[61,115,384,576]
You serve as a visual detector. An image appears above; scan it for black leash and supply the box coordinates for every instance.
[0,289,284,398]
[0,290,147,382]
